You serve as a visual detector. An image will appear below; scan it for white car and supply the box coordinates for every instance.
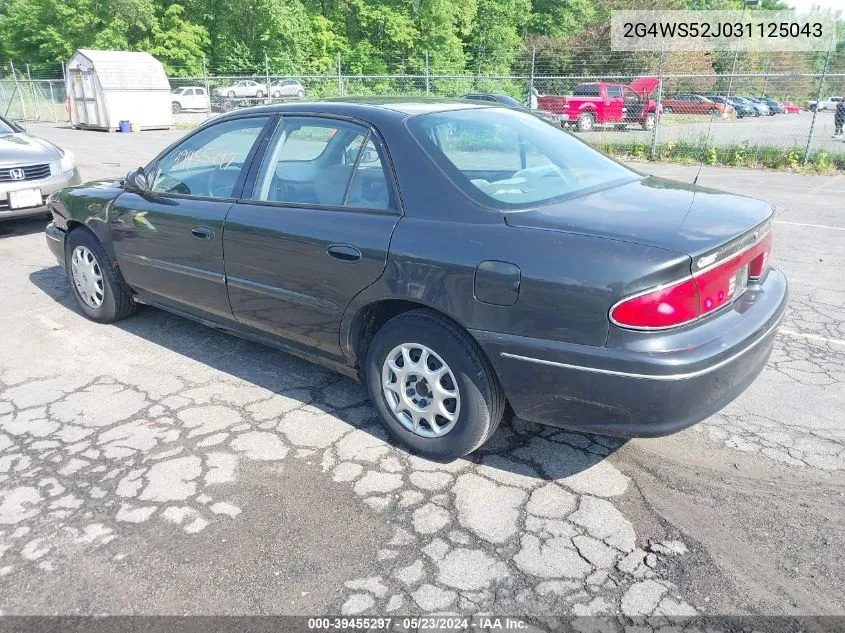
[269,79,305,99]
[807,96,843,112]
[214,80,267,99]
[170,87,210,113]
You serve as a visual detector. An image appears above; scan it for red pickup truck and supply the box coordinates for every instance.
[537,77,661,132]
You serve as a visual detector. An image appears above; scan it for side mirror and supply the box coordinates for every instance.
[124,167,150,194]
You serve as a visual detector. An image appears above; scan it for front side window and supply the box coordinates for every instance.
[250,117,395,210]
[606,86,622,99]
[407,108,636,208]
[151,116,269,198]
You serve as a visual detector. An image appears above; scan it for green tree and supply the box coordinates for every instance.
[143,4,209,76]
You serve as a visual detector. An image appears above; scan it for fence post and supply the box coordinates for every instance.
[26,63,40,120]
[202,56,211,116]
[337,53,343,97]
[49,81,56,122]
[264,52,271,102]
[528,47,536,109]
[804,38,833,166]
[425,50,430,95]
[650,45,665,160]
[10,62,27,120]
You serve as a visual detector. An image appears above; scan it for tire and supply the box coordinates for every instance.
[172,102,181,114]
[663,106,673,114]
[365,310,505,460]
[708,107,718,116]
[576,111,595,132]
[227,90,235,98]
[65,228,136,324]
[296,89,304,98]
[272,90,281,98]
[642,112,656,131]
[256,90,264,98]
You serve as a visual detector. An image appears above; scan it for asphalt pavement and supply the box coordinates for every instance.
[0,123,842,620]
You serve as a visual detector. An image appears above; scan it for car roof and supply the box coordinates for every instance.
[215,97,492,120]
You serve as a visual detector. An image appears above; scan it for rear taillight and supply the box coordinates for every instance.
[610,231,772,330]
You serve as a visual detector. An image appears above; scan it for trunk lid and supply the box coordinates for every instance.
[504,176,774,259]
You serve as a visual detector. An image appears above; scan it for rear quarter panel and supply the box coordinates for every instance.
[341,216,691,363]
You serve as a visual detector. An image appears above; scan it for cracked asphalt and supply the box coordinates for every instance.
[0,124,843,619]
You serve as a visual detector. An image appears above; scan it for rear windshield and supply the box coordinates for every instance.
[407,108,637,209]
[573,84,601,96]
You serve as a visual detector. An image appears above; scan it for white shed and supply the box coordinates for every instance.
[66,49,172,131]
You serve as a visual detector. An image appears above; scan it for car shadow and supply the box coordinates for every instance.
[28,265,627,481]
[0,215,49,238]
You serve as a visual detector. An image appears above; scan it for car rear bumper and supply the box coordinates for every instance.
[472,267,788,437]
[0,169,81,220]
[46,221,67,266]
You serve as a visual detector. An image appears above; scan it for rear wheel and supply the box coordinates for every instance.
[296,89,304,98]
[171,102,181,114]
[708,107,718,116]
[576,111,595,132]
[272,90,281,98]
[642,112,656,130]
[365,310,504,460]
[663,106,673,114]
[256,90,264,98]
[227,90,235,98]
[66,228,136,323]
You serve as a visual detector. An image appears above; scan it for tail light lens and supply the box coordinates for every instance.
[611,231,772,330]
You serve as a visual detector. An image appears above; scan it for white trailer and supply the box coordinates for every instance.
[66,49,172,131]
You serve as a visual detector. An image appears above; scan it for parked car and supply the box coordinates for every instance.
[270,79,305,99]
[733,97,769,117]
[45,100,787,460]
[462,92,569,126]
[708,96,755,118]
[214,80,267,99]
[0,115,81,221]
[744,97,779,115]
[807,96,843,112]
[170,86,210,113]
[661,95,728,116]
[781,101,802,114]
[758,98,785,114]
[537,78,661,132]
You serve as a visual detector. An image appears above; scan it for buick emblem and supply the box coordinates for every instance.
[9,168,24,181]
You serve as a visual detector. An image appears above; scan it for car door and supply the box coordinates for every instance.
[110,114,274,321]
[604,85,624,121]
[223,115,401,360]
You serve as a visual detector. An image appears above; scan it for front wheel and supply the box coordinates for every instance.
[296,89,304,98]
[172,102,182,114]
[365,310,505,460]
[256,90,264,98]
[66,228,136,323]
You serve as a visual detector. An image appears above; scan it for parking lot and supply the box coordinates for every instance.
[0,123,843,619]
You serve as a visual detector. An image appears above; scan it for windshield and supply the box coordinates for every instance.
[171,88,184,94]
[407,108,637,209]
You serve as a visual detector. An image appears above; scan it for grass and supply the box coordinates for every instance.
[597,139,845,173]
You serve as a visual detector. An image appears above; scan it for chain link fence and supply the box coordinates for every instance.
[3,48,844,169]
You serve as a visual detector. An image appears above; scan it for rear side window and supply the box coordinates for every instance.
[250,117,396,210]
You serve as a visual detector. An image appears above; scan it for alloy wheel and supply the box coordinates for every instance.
[381,343,461,438]
[70,245,104,309]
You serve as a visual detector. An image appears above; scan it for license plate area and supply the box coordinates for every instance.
[8,188,43,209]
[730,263,750,299]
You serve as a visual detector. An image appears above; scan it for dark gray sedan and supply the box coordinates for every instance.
[45,99,787,460]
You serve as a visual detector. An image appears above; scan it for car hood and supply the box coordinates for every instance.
[504,176,773,258]
[0,132,61,165]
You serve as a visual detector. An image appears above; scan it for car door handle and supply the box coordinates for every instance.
[327,244,361,262]
[191,225,215,240]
